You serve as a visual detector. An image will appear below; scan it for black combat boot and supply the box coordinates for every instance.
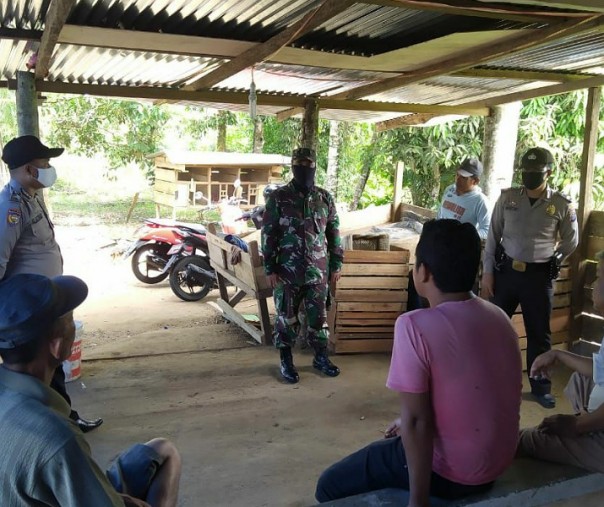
[279,347,299,384]
[313,348,340,377]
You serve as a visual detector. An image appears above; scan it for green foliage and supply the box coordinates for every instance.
[516,90,604,208]
[42,96,169,179]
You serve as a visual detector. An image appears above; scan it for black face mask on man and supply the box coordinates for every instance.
[521,170,547,191]
[292,164,316,190]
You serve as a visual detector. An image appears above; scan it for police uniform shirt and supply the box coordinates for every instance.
[0,179,63,280]
[484,186,579,274]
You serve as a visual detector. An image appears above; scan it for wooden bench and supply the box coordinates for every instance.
[205,225,273,345]
[317,459,604,506]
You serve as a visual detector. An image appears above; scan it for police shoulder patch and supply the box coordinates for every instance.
[7,208,20,226]
[568,202,577,222]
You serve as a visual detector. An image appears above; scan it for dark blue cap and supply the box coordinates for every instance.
[0,274,88,349]
[1,135,64,170]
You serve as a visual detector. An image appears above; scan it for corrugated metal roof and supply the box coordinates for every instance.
[0,1,601,125]
[485,29,604,73]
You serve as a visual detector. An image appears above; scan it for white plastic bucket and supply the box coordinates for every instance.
[62,320,83,383]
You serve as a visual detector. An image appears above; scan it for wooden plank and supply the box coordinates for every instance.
[587,235,604,261]
[582,314,604,342]
[331,17,604,101]
[336,332,393,339]
[588,211,604,236]
[512,308,570,337]
[557,267,571,280]
[332,338,393,354]
[214,299,264,344]
[153,191,183,208]
[337,276,409,290]
[35,0,77,79]
[153,180,177,194]
[183,0,355,90]
[337,302,406,312]
[154,167,178,181]
[341,263,409,276]
[554,280,572,294]
[585,261,598,286]
[337,318,398,326]
[553,293,571,309]
[339,204,393,233]
[335,289,408,302]
[338,326,394,333]
[519,331,568,351]
[337,311,401,320]
[343,250,410,264]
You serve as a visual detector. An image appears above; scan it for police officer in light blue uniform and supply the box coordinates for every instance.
[0,135,103,432]
[482,147,579,409]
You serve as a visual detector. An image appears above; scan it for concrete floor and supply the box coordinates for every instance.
[69,331,601,507]
[59,225,602,507]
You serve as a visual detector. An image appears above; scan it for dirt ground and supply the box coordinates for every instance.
[56,225,601,507]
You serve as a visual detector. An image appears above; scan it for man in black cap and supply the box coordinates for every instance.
[482,147,579,408]
[436,158,491,239]
[0,135,103,432]
[0,274,182,507]
[262,147,344,383]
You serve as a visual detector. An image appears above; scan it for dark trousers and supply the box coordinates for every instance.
[50,365,78,419]
[315,437,493,503]
[493,260,553,395]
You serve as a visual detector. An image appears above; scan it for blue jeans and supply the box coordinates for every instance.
[106,443,164,500]
[316,437,493,503]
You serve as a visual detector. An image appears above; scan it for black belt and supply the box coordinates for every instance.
[503,256,549,273]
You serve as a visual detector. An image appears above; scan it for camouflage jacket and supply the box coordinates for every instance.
[261,181,344,285]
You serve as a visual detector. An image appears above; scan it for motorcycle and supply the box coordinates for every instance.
[167,232,216,301]
[124,219,207,284]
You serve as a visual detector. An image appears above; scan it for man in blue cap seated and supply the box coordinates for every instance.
[0,274,182,507]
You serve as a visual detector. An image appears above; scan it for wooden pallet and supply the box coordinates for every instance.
[329,249,410,353]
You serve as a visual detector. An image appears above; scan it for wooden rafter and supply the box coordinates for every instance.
[181,0,355,91]
[454,68,599,82]
[276,107,305,121]
[330,15,604,101]
[36,0,77,79]
[365,0,591,21]
[482,74,604,105]
[9,79,488,116]
[376,113,443,131]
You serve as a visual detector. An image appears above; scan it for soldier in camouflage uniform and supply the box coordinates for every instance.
[262,147,344,383]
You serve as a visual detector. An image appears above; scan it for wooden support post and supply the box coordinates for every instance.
[570,86,601,344]
[392,161,404,222]
[16,71,39,136]
[300,99,319,152]
[481,103,522,202]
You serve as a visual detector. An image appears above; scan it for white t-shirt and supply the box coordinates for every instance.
[588,339,604,412]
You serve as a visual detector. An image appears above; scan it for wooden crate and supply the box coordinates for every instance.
[329,249,410,354]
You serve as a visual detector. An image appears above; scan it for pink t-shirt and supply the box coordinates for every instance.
[386,297,522,485]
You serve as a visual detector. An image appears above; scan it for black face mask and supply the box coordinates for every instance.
[522,171,546,190]
[292,164,316,190]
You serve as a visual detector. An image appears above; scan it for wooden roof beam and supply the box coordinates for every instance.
[35,0,77,79]
[182,0,355,91]
[364,0,591,22]
[453,68,600,82]
[276,107,305,121]
[331,14,604,101]
[375,113,443,130]
[15,80,489,116]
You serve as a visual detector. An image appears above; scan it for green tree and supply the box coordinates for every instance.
[42,96,169,179]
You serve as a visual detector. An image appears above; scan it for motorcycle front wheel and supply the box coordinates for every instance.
[169,255,214,301]
[131,243,170,284]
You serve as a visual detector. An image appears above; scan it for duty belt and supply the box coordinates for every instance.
[504,257,549,273]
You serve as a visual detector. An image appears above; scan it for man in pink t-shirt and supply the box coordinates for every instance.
[316,220,522,505]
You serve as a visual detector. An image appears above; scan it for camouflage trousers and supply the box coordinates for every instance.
[272,282,329,350]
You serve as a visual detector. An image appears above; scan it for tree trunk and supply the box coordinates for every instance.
[252,117,264,153]
[216,111,228,151]
[482,102,521,202]
[300,99,319,152]
[429,163,441,206]
[350,131,378,211]
[16,71,39,137]
[326,120,339,195]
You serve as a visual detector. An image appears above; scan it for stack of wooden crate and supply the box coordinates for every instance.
[329,249,410,353]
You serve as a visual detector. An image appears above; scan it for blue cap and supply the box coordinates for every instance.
[0,274,88,349]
